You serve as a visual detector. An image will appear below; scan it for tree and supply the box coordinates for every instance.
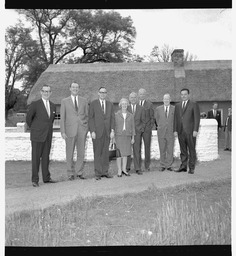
[148,44,197,62]
[5,23,37,119]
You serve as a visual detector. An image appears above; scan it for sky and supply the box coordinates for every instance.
[2,8,232,61]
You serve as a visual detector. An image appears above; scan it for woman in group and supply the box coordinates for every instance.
[114,98,135,177]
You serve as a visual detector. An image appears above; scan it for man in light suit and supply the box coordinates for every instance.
[173,88,200,174]
[60,82,89,180]
[155,93,175,172]
[126,92,145,175]
[88,87,115,180]
[207,102,222,130]
[224,107,232,151]
[26,84,56,187]
[138,88,155,171]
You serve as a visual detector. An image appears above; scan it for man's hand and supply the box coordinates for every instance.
[61,133,67,140]
[193,131,198,137]
[91,132,96,140]
[131,138,135,144]
[110,130,115,139]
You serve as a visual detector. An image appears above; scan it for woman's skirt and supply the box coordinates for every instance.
[115,133,132,157]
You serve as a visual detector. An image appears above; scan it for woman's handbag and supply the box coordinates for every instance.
[109,141,117,160]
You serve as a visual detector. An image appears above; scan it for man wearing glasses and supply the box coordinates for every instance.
[88,87,115,180]
[26,85,57,187]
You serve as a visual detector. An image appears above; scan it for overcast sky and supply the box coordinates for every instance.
[3,8,232,61]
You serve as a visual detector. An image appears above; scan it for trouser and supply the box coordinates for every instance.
[92,130,110,177]
[178,131,197,170]
[66,130,87,177]
[158,135,174,168]
[141,130,152,169]
[127,132,142,171]
[224,127,231,149]
[31,134,52,183]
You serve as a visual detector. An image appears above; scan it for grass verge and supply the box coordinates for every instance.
[5,178,231,246]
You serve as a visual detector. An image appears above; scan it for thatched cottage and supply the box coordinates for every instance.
[27,49,232,128]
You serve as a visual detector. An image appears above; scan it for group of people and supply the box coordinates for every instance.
[26,83,231,187]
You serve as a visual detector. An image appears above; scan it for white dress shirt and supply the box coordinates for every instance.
[122,112,127,130]
[42,98,50,117]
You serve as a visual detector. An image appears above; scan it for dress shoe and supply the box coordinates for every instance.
[68,176,74,181]
[188,169,194,174]
[175,167,187,173]
[117,174,122,177]
[224,148,229,151]
[32,182,39,187]
[102,174,113,178]
[126,168,131,172]
[167,167,174,172]
[77,174,86,180]
[44,179,56,183]
[122,171,131,176]
[136,170,143,175]
[95,176,101,180]
[159,167,165,172]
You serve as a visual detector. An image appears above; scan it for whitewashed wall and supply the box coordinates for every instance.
[5,119,218,162]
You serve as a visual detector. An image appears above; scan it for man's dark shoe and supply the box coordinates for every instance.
[77,174,86,180]
[175,167,187,173]
[159,167,165,172]
[102,174,113,178]
[224,148,229,151]
[136,170,143,175]
[68,176,74,181]
[126,168,131,172]
[167,167,174,172]
[44,179,56,183]
[188,169,194,174]
[32,182,39,187]
[95,176,101,180]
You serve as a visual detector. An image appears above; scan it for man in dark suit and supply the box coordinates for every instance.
[60,82,89,180]
[173,88,200,174]
[26,85,56,187]
[138,88,155,172]
[126,92,145,175]
[155,93,175,172]
[88,87,115,180]
[207,102,222,130]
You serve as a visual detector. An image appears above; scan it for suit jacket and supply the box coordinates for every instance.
[224,115,232,132]
[155,104,175,138]
[174,100,200,134]
[207,109,221,128]
[60,96,89,137]
[127,104,145,134]
[142,99,155,132]
[88,99,115,139]
[114,110,135,136]
[26,98,56,142]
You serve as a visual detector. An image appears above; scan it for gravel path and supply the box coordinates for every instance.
[5,150,231,216]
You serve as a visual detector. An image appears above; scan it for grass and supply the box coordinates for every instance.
[5,178,231,246]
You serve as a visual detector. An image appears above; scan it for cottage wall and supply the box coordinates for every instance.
[5,119,218,162]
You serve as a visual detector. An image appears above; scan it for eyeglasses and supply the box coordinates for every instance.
[99,91,107,94]
[41,90,51,93]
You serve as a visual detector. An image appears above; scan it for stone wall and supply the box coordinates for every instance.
[5,119,218,162]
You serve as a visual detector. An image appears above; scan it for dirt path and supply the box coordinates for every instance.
[5,149,231,216]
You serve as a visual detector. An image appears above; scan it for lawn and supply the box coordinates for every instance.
[5,178,231,246]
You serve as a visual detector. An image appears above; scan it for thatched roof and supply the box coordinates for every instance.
[27,60,232,105]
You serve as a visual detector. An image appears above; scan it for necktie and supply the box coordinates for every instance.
[214,110,216,117]
[74,97,78,112]
[102,100,105,114]
[165,106,168,118]
[132,104,135,114]
[182,101,186,110]
[46,100,50,117]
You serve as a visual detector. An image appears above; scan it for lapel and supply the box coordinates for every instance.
[40,98,50,119]
[97,99,105,116]
[181,100,189,115]
[69,96,79,114]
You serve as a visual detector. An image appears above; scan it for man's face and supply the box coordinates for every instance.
[129,94,137,104]
[138,90,146,101]
[40,86,51,100]
[180,90,189,102]
[163,95,171,106]
[98,88,107,100]
[213,103,218,110]
[70,83,79,96]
